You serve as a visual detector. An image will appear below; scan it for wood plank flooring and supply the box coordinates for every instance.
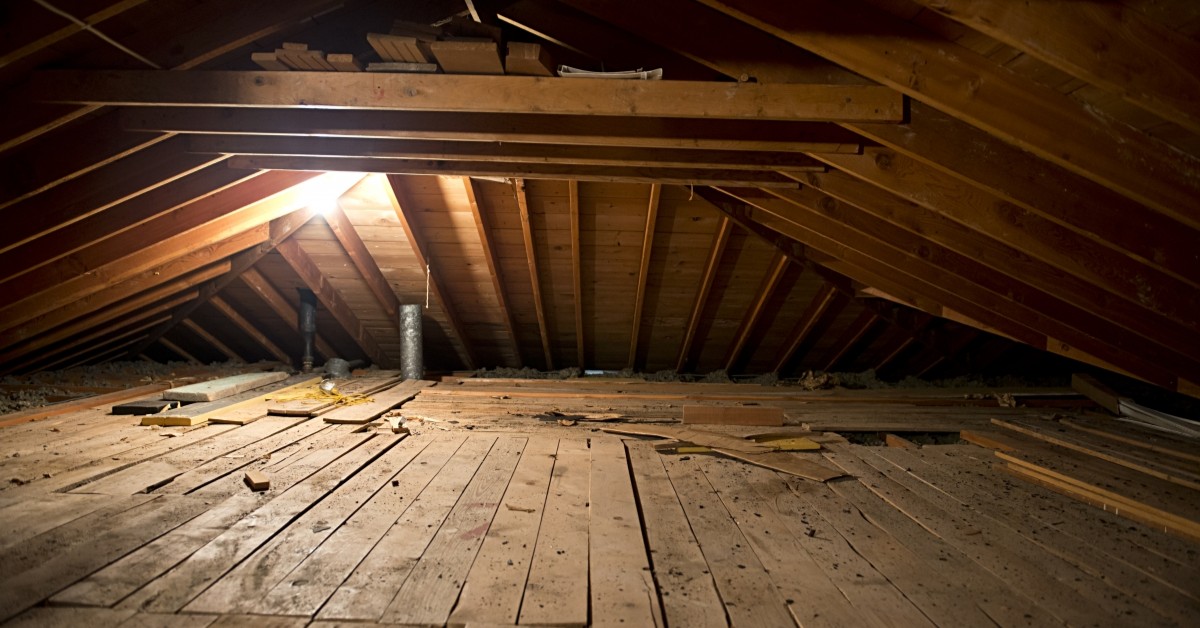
[0,383,1196,627]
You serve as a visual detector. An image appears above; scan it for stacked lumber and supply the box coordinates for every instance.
[965,415,1200,542]
[144,374,314,427]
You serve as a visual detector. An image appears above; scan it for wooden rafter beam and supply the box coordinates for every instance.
[158,337,200,363]
[180,318,242,362]
[724,252,790,373]
[276,238,390,367]
[238,267,336,362]
[463,177,522,366]
[910,0,1200,136]
[695,0,1200,231]
[124,108,862,153]
[32,70,904,123]
[225,155,800,188]
[324,203,399,321]
[384,175,478,370]
[0,0,152,70]
[821,309,878,372]
[209,295,291,364]
[187,135,827,172]
[676,215,731,373]
[627,184,660,370]
[124,171,364,360]
[774,282,842,374]
[569,180,584,368]
[513,178,554,370]
[33,317,167,374]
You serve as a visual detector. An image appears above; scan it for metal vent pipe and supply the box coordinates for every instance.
[298,288,318,372]
[400,303,424,380]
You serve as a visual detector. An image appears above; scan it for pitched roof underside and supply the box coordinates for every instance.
[0,0,1197,395]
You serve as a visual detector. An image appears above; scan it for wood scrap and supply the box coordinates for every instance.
[326,53,363,72]
[884,433,918,449]
[1060,417,1200,464]
[683,405,783,426]
[207,377,323,425]
[429,40,504,74]
[243,470,270,492]
[1071,373,1122,415]
[251,52,289,71]
[367,33,432,63]
[162,372,289,402]
[505,42,554,76]
[111,399,180,416]
[145,375,315,427]
[274,42,335,70]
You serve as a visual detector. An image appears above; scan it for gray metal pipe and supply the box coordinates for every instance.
[298,288,318,373]
[399,303,424,380]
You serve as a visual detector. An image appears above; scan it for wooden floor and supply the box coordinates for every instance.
[1,383,1198,627]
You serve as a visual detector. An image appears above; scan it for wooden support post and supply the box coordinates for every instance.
[180,318,242,362]
[238,267,336,362]
[276,238,391,368]
[724,252,790,373]
[513,178,554,370]
[774,282,841,374]
[676,215,731,373]
[569,180,584,368]
[384,175,478,370]
[462,176,522,366]
[627,184,660,370]
[209,295,291,364]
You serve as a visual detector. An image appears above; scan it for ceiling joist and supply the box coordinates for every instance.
[627,184,660,370]
[463,177,522,367]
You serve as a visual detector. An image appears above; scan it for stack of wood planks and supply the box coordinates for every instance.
[964,414,1200,542]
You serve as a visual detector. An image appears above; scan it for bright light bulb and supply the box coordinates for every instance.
[315,195,340,217]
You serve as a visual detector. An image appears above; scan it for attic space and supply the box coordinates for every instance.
[1,1,1199,627]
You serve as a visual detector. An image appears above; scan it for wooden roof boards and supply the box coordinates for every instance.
[0,0,1195,398]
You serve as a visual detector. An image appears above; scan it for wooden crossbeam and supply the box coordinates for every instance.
[676,216,731,373]
[513,178,554,371]
[32,70,904,123]
[774,282,842,374]
[158,337,200,363]
[16,314,168,375]
[463,177,522,367]
[324,205,399,321]
[180,318,242,362]
[724,252,790,373]
[821,309,878,372]
[276,238,390,368]
[627,184,661,370]
[187,135,827,172]
[910,0,1200,136]
[209,295,291,364]
[695,0,1200,232]
[569,180,584,368]
[0,0,151,69]
[237,267,335,362]
[384,175,478,370]
[225,155,800,187]
[122,108,863,154]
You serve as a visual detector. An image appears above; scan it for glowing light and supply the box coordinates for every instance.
[303,172,365,217]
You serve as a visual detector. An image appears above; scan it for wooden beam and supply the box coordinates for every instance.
[569,180,584,368]
[910,0,1200,136]
[793,169,1200,372]
[0,0,152,70]
[773,282,841,374]
[125,107,862,153]
[276,238,390,367]
[724,252,790,373]
[124,172,364,359]
[821,309,878,372]
[695,0,1200,231]
[209,295,291,364]
[18,315,169,375]
[158,337,200,363]
[224,155,800,187]
[384,175,478,370]
[513,178,554,370]
[462,177,522,366]
[324,204,399,320]
[676,215,731,373]
[715,187,1183,388]
[627,184,661,370]
[238,267,336,361]
[180,317,242,362]
[33,70,904,123]
[187,134,827,172]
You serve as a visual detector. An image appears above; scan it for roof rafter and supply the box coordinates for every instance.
[569,180,584,368]
[724,252,789,373]
[676,215,731,373]
[33,316,168,374]
[820,308,878,372]
[238,267,336,362]
[324,202,399,322]
[512,178,554,371]
[384,174,478,370]
[462,177,523,367]
[627,183,660,370]
[773,281,842,374]
[209,295,291,364]
[180,318,243,362]
[158,337,200,363]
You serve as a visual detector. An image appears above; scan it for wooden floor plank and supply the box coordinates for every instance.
[825,445,1157,626]
[518,438,591,627]
[0,494,158,577]
[317,435,498,621]
[694,454,871,628]
[5,607,136,627]
[382,436,526,625]
[448,437,559,626]
[117,433,403,613]
[253,435,470,617]
[588,437,663,628]
[0,492,111,551]
[625,442,727,628]
[321,379,434,423]
[184,435,437,614]
[866,445,1200,621]
[156,420,332,495]
[660,452,798,628]
[120,613,219,627]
